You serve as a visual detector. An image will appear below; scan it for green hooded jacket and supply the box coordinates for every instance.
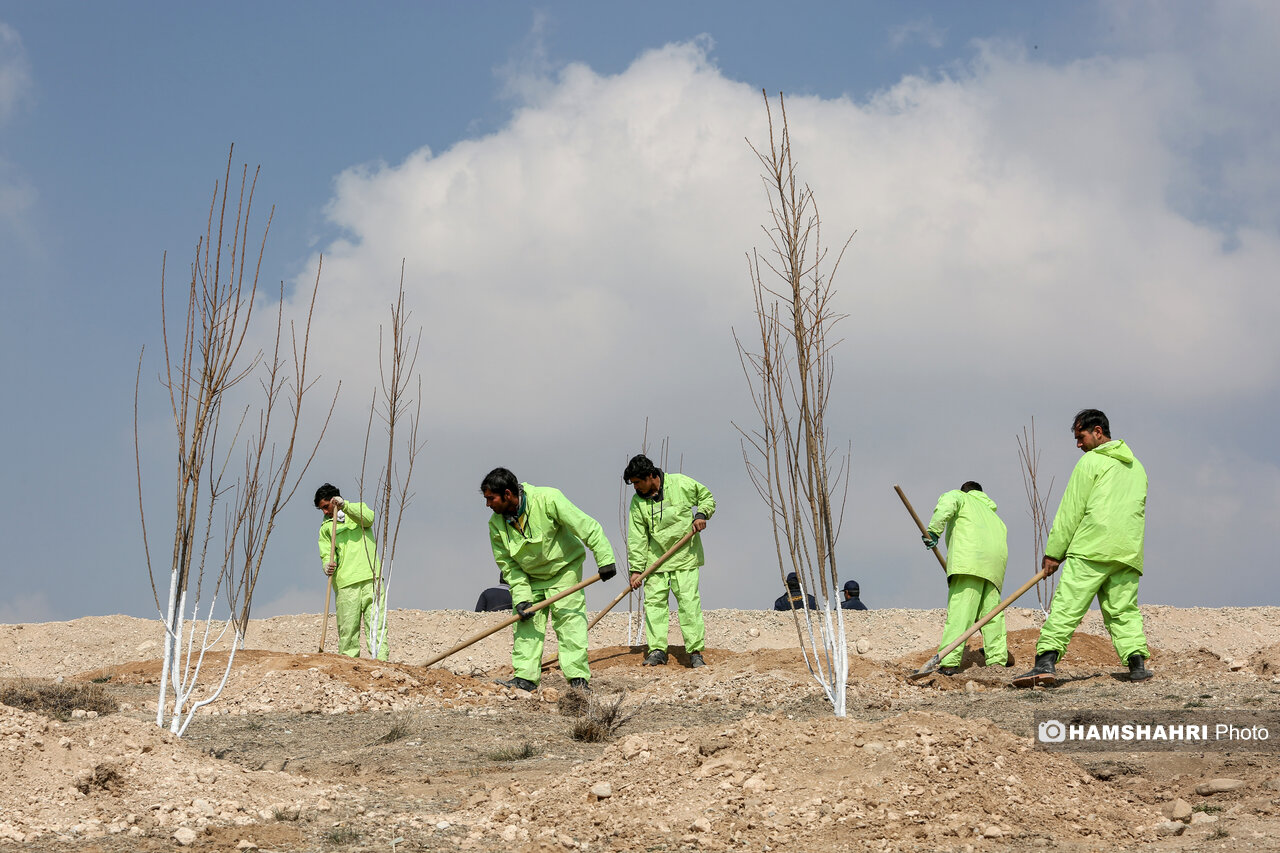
[1046,439,1147,573]
[926,489,1008,588]
[627,473,716,575]
[317,501,381,590]
[488,483,615,606]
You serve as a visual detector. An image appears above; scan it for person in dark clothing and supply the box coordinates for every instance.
[475,573,513,613]
[773,572,817,611]
[840,579,867,610]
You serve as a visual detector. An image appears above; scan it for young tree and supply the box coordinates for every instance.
[354,264,426,659]
[734,92,854,716]
[135,147,336,735]
[1017,419,1057,614]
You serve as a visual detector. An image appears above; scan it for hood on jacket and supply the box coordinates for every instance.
[968,490,998,513]
[1094,439,1135,464]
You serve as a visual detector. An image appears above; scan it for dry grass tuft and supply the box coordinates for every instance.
[0,679,118,721]
[571,692,641,742]
[324,826,361,844]
[486,742,536,762]
[374,721,412,744]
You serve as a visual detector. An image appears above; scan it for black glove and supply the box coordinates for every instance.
[515,601,535,621]
[598,563,617,582]
[922,531,940,549]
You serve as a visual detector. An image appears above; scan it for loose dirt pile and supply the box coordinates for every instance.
[448,710,1158,851]
[1,606,1279,852]
[0,703,336,845]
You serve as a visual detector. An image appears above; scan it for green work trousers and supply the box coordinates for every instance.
[512,568,590,684]
[335,579,389,660]
[938,574,1008,667]
[643,567,705,654]
[1037,556,1149,663]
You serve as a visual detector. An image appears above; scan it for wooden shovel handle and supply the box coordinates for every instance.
[894,485,947,573]
[541,527,697,670]
[421,568,609,669]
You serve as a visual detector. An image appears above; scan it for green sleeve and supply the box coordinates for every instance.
[926,491,961,538]
[692,479,716,520]
[318,523,331,564]
[627,498,647,574]
[343,501,376,529]
[1045,457,1094,559]
[550,491,616,568]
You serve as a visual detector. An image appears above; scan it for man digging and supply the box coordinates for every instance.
[315,483,389,660]
[923,481,1010,675]
[1014,409,1152,687]
[623,454,716,669]
[482,467,617,692]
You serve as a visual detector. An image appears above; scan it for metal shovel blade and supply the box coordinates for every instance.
[908,654,942,681]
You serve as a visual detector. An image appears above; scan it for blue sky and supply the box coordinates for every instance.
[2,2,1277,625]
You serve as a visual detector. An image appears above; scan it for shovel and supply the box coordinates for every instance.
[319,509,339,652]
[907,564,1055,681]
[541,527,697,671]
[894,484,947,574]
[420,566,611,669]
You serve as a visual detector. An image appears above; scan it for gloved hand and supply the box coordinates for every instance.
[515,601,535,621]
[598,563,617,582]
[324,562,337,576]
[335,509,346,524]
[922,531,939,549]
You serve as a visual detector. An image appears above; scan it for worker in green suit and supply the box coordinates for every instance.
[315,483,389,660]
[1015,409,1151,687]
[923,481,1009,675]
[623,454,716,669]
[481,467,616,692]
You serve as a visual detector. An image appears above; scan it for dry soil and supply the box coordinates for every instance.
[1,605,1279,852]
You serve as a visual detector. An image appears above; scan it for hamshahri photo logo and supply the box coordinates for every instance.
[1033,712,1278,752]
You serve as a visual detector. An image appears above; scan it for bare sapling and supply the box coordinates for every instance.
[134,146,336,735]
[1017,419,1056,615]
[355,264,426,659]
[733,91,855,716]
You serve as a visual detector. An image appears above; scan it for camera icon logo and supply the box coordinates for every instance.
[1038,719,1067,743]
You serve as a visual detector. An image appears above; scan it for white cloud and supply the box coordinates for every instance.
[257,24,1280,612]
[888,18,946,50]
[0,22,32,123]
[0,23,35,240]
[0,592,56,625]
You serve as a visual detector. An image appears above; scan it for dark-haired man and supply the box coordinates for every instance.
[481,467,616,692]
[840,580,868,611]
[314,483,388,660]
[924,481,1009,675]
[773,572,817,611]
[475,573,513,613]
[623,454,715,668]
[1015,409,1151,687]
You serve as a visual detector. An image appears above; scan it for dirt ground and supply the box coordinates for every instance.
[2,606,1280,852]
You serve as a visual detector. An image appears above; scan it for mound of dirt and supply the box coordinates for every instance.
[444,710,1159,851]
[897,628,1136,673]
[0,702,337,844]
[89,649,516,716]
[1249,641,1280,678]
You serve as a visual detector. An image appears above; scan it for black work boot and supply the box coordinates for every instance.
[497,676,537,692]
[1127,654,1153,682]
[568,677,591,692]
[642,649,668,667]
[688,652,705,669]
[1012,650,1058,688]
[938,666,961,677]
